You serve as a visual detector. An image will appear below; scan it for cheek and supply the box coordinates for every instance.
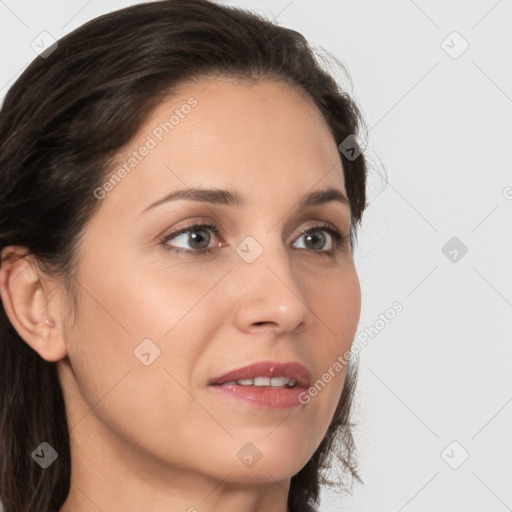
[62,277,211,459]
[309,265,361,348]
[66,255,223,401]
[306,267,360,406]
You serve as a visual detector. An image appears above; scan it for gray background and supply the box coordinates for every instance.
[1,1,511,511]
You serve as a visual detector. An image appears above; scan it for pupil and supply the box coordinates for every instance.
[189,229,210,249]
[306,231,325,250]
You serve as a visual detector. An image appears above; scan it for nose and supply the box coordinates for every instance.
[231,240,315,336]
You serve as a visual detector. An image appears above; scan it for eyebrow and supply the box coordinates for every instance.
[138,186,350,216]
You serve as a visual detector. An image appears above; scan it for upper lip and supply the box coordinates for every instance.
[208,360,311,388]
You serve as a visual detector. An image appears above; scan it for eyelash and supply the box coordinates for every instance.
[160,222,350,257]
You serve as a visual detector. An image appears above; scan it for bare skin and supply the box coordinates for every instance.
[0,77,361,512]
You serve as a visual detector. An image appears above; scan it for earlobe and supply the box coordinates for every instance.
[0,246,68,362]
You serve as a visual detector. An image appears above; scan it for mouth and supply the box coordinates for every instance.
[207,360,311,410]
[214,376,297,388]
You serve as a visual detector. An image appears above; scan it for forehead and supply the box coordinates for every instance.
[97,77,346,216]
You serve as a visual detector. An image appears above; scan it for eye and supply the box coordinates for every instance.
[161,222,222,256]
[160,221,350,257]
[291,224,348,253]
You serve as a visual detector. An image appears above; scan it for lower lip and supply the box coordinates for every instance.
[208,384,307,410]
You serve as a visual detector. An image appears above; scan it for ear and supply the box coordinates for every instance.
[0,245,68,362]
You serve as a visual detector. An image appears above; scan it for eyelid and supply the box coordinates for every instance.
[292,223,349,253]
[160,218,350,257]
[161,220,223,253]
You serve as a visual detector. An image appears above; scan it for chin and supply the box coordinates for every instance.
[224,464,304,485]
[224,446,312,484]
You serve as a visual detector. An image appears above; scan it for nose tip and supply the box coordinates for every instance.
[231,257,314,336]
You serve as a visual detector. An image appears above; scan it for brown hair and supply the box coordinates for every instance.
[0,1,367,510]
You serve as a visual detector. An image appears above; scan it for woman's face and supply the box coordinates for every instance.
[57,77,361,490]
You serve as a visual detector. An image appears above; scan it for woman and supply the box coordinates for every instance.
[0,1,368,510]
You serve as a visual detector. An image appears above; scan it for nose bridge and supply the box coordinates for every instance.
[237,230,296,290]
[232,230,313,333]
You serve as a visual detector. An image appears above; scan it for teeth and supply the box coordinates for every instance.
[221,377,296,388]
[254,377,271,386]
